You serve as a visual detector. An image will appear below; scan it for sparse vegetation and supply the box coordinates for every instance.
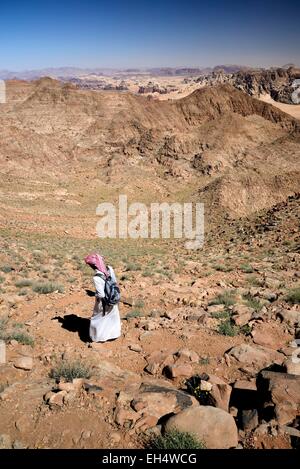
[15,279,33,288]
[8,331,34,346]
[0,319,34,345]
[209,290,236,307]
[134,298,145,309]
[126,309,143,319]
[149,429,205,449]
[211,310,231,319]
[50,360,91,382]
[32,282,64,294]
[243,293,263,311]
[125,263,141,272]
[214,264,233,272]
[0,265,13,273]
[217,319,238,336]
[240,264,254,273]
[286,287,300,305]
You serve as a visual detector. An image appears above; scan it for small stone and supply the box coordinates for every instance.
[207,304,224,314]
[13,440,25,449]
[254,424,269,436]
[284,358,300,376]
[129,344,142,353]
[164,363,193,379]
[0,434,12,449]
[81,430,92,440]
[200,381,213,391]
[14,356,33,370]
[110,432,121,443]
[49,390,67,408]
[230,407,238,417]
[9,339,19,347]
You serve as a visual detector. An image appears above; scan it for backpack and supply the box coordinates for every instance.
[95,271,121,306]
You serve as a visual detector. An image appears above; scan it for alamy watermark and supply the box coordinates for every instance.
[96,195,204,250]
[0,80,6,103]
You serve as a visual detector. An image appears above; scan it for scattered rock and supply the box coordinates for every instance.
[130,382,198,424]
[175,348,199,363]
[280,425,300,438]
[207,304,224,314]
[251,322,290,350]
[257,371,300,425]
[14,356,33,371]
[232,305,254,326]
[165,405,238,449]
[129,344,142,353]
[206,374,232,412]
[277,309,300,327]
[284,358,300,376]
[48,390,68,408]
[0,434,12,449]
[163,363,193,379]
[110,432,121,443]
[228,344,284,368]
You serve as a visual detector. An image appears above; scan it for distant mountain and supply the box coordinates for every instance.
[0,65,250,80]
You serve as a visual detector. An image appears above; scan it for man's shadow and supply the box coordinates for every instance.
[53,314,91,343]
[53,291,97,343]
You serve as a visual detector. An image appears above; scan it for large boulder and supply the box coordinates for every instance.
[228,344,284,369]
[251,322,291,350]
[164,405,238,449]
[276,309,300,327]
[206,374,232,412]
[231,305,254,326]
[257,371,300,425]
[131,382,198,422]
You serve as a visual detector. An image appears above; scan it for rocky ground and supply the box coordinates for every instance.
[0,80,299,449]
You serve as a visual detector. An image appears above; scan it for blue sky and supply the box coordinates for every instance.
[0,0,299,70]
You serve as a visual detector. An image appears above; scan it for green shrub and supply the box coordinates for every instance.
[32,282,64,294]
[0,265,13,273]
[214,264,233,272]
[239,324,252,336]
[8,331,34,346]
[240,264,254,273]
[134,299,145,309]
[211,310,231,319]
[247,276,263,287]
[126,310,143,319]
[15,279,33,288]
[218,319,238,337]
[50,360,91,382]
[0,276,4,284]
[125,263,141,272]
[149,429,205,449]
[286,287,300,305]
[243,293,263,311]
[142,270,153,277]
[209,290,236,307]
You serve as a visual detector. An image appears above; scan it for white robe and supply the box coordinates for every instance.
[89,266,121,342]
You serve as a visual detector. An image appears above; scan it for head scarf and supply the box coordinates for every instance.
[84,253,109,277]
